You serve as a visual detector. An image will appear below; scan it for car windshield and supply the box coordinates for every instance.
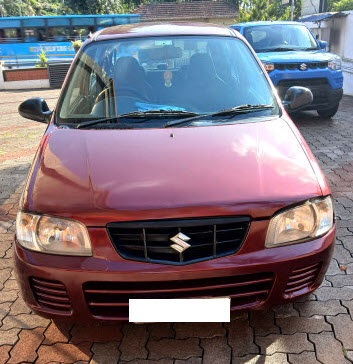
[243,24,319,53]
[57,35,278,127]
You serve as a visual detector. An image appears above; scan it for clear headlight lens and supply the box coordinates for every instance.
[16,212,92,256]
[262,62,275,72]
[265,196,334,248]
[328,57,342,70]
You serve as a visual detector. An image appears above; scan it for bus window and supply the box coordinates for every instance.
[24,29,37,42]
[48,27,70,42]
[0,28,22,43]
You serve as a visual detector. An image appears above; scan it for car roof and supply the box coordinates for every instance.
[232,20,304,28]
[94,22,237,41]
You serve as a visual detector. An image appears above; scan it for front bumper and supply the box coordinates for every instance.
[14,221,336,322]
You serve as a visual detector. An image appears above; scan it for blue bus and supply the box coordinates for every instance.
[0,14,141,68]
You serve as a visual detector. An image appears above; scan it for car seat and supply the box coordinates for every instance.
[114,56,153,101]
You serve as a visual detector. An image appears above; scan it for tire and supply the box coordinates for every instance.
[317,104,339,118]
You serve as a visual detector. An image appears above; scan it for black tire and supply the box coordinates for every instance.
[317,104,339,118]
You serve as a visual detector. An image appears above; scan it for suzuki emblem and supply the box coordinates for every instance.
[170,232,191,253]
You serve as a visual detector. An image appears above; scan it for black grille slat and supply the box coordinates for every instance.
[284,263,321,296]
[107,217,250,265]
[30,277,72,313]
[274,62,328,71]
[83,272,274,319]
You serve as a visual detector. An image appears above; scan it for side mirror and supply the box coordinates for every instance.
[282,86,313,113]
[319,40,327,50]
[18,98,52,123]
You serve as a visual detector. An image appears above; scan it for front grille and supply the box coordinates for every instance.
[284,262,322,297]
[83,272,274,319]
[275,62,328,71]
[30,277,72,313]
[107,217,250,265]
[277,78,328,88]
[277,78,330,104]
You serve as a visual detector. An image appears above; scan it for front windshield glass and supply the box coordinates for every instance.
[57,35,278,126]
[244,24,319,53]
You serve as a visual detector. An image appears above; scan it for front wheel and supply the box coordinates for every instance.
[317,104,339,118]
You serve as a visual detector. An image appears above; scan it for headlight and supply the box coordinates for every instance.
[265,196,334,248]
[262,62,275,72]
[16,212,92,256]
[328,57,342,70]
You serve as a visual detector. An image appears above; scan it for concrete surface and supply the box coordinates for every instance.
[1,89,353,363]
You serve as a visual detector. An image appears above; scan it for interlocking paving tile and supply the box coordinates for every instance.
[0,328,21,346]
[119,324,149,361]
[250,310,280,336]
[0,345,12,364]
[232,353,288,363]
[70,323,123,344]
[200,336,231,364]
[272,303,299,318]
[43,321,72,345]
[256,333,313,355]
[7,327,45,363]
[90,341,120,364]
[309,332,350,364]
[148,323,175,340]
[327,274,353,287]
[327,314,353,351]
[315,286,353,301]
[276,316,331,334]
[174,322,225,339]
[36,342,92,363]
[288,351,320,364]
[294,300,348,317]
[226,315,259,356]
[147,338,202,360]
[1,313,50,330]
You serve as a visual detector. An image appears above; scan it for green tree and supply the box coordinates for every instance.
[65,0,126,14]
[238,0,301,22]
[331,0,353,10]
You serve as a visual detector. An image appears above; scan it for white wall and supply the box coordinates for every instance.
[303,11,353,96]
[302,0,321,16]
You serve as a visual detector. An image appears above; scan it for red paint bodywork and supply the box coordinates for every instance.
[14,23,335,322]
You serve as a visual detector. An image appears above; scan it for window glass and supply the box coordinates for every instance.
[58,36,277,124]
[244,25,318,52]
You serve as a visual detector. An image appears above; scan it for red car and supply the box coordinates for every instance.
[15,22,335,322]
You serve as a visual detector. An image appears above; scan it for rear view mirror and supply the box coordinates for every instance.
[282,86,313,113]
[18,98,52,123]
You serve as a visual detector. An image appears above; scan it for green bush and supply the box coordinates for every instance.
[36,49,47,68]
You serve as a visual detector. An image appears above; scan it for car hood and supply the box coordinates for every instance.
[24,117,325,225]
[257,50,337,63]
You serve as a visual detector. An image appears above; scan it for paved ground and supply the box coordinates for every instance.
[0,89,353,364]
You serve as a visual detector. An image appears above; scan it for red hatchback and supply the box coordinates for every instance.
[15,23,335,322]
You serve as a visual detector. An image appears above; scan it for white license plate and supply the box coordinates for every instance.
[129,297,230,322]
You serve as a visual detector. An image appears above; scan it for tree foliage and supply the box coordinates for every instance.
[331,0,353,10]
[238,0,301,22]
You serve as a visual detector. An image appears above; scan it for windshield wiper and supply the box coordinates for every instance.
[119,110,199,118]
[302,47,320,51]
[266,47,296,52]
[76,110,199,129]
[165,104,274,128]
[76,116,120,129]
[210,104,274,117]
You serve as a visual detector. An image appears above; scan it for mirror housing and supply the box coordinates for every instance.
[319,40,327,50]
[18,98,52,123]
[282,86,313,113]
